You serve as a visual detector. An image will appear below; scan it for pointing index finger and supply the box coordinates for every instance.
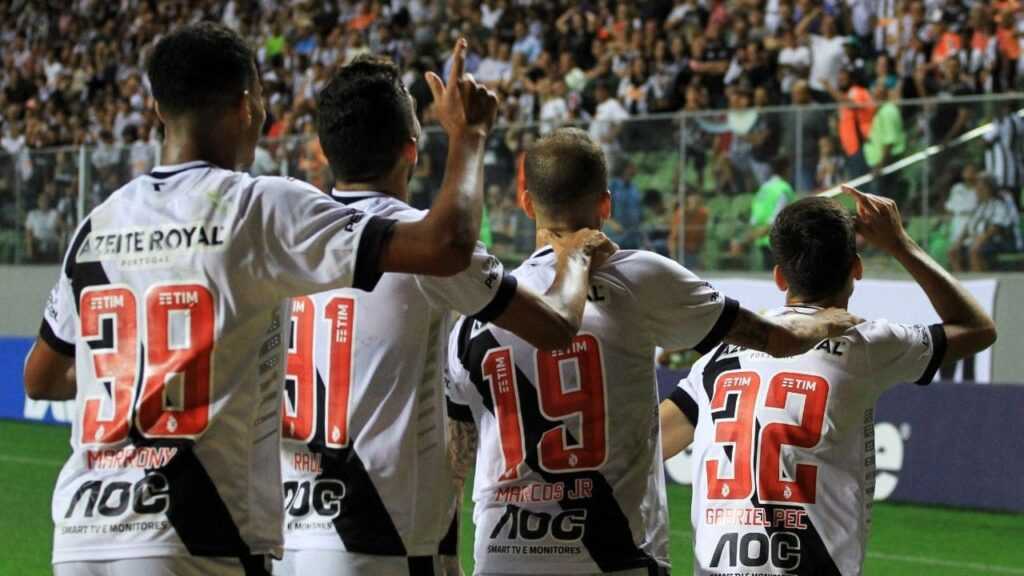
[449,38,467,87]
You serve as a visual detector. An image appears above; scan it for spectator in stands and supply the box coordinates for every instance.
[863,79,907,199]
[670,191,709,269]
[984,101,1024,192]
[799,9,848,102]
[946,163,981,248]
[641,189,671,257]
[788,80,829,192]
[589,80,629,171]
[828,67,875,180]
[815,135,844,190]
[607,161,643,249]
[950,171,1016,272]
[731,155,795,268]
[25,191,61,263]
[917,57,974,145]
[777,27,811,98]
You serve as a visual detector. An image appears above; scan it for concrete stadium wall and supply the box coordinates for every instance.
[2,265,1023,382]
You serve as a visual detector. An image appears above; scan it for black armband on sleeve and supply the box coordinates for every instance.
[694,297,740,354]
[472,273,518,324]
[352,216,397,292]
[39,320,75,358]
[668,387,699,427]
[915,324,948,385]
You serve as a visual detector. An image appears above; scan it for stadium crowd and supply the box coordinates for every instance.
[2,0,1024,270]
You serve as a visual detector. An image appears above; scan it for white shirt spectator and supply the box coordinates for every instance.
[26,204,61,246]
[945,182,978,242]
[91,141,121,170]
[540,96,569,134]
[476,57,512,85]
[809,35,848,91]
[778,45,812,93]
[589,97,630,156]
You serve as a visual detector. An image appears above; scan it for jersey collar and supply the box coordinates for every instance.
[330,189,389,205]
[149,161,213,179]
[528,245,555,260]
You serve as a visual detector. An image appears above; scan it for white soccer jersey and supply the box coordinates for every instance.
[446,248,738,575]
[39,161,395,564]
[279,191,515,563]
[671,307,946,576]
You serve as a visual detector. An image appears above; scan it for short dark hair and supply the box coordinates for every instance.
[317,55,416,182]
[524,128,607,208]
[146,22,256,116]
[770,197,857,301]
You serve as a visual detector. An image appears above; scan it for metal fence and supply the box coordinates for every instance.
[5,93,1024,272]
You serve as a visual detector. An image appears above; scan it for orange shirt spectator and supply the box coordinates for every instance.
[997,27,1021,59]
[348,6,377,32]
[932,31,963,62]
[839,85,875,157]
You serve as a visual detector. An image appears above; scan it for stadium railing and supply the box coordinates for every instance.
[3,93,1023,272]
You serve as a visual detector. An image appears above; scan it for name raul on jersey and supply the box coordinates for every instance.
[77,223,226,265]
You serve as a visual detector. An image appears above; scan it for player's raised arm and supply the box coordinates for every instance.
[490,228,615,350]
[378,39,500,276]
[844,185,997,362]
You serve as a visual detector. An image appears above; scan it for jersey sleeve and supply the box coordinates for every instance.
[852,320,947,388]
[444,316,476,421]
[625,253,739,353]
[39,271,76,357]
[416,242,518,321]
[668,373,702,428]
[246,177,396,298]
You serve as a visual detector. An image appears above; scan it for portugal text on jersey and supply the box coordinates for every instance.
[278,190,516,568]
[671,307,945,575]
[446,248,738,575]
[39,162,394,564]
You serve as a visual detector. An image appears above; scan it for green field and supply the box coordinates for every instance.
[2,419,1022,575]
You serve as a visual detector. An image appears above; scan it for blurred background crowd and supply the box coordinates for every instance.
[2,0,1024,274]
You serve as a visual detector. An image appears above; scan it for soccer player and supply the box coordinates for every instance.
[22,24,506,576]
[660,187,997,575]
[443,128,858,576]
[274,57,612,576]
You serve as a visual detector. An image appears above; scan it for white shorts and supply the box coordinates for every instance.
[53,555,272,576]
[273,549,460,576]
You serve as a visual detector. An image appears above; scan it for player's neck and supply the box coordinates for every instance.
[785,293,849,310]
[532,218,601,249]
[159,127,239,170]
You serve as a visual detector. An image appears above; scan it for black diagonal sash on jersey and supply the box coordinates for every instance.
[460,327,655,573]
[305,371,408,555]
[748,420,842,576]
[703,346,842,575]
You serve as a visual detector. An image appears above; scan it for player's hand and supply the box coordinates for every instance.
[816,307,864,338]
[425,38,500,137]
[843,184,911,255]
[541,228,618,270]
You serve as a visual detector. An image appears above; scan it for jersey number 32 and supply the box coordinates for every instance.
[707,370,830,504]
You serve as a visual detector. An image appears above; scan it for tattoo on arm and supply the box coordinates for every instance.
[725,308,773,353]
[448,419,479,488]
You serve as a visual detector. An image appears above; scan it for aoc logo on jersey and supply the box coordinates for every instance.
[63,473,171,519]
[489,505,587,542]
[283,479,346,518]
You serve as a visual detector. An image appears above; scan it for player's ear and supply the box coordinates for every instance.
[773,265,788,292]
[599,190,612,220]
[522,191,536,220]
[401,138,418,166]
[852,254,864,281]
